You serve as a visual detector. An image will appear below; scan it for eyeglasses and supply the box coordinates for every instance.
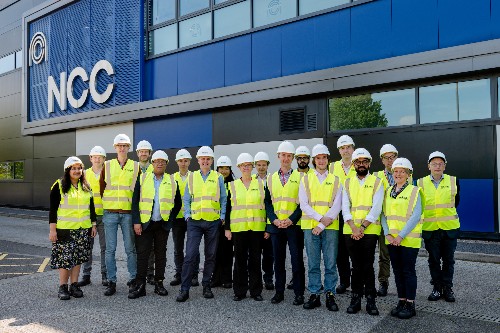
[430,162,445,167]
[296,156,309,161]
[354,159,370,166]
[153,160,166,164]
[382,154,397,161]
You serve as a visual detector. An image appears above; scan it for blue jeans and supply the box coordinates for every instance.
[304,229,339,294]
[103,211,137,283]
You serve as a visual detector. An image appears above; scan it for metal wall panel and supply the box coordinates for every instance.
[251,28,282,82]
[33,131,75,159]
[0,182,34,206]
[0,70,20,98]
[0,115,21,140]
[0,25,21,55]
[281,19,315,76]
[0,92,21,119]
[0,136,33,161]
[224,35,251,86]
[75,122,133,156]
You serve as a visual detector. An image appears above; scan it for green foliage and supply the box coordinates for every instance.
[329,94,388,131]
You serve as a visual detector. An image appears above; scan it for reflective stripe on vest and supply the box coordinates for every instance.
[384,185,422,249]
[102,159,140,210]
[267,171,300,221]
[188,171,221,221]
[418,175,460,231]
[85,167,103,215]
[301,172,340,230]
[228,179,266,232]
[53,179,92,229]
[343,175,382,235]
[174,171,191,218]
[329,160,356,184]
[139,172,177,223]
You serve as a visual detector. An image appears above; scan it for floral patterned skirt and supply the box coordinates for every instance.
[50,229,91,270]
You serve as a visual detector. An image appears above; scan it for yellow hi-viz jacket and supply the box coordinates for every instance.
[228,178,266,232]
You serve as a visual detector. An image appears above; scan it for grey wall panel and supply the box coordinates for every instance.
[0,182,33,206]
[75,122,134,156]
[33,156,66,183]
[0,135,32,160]
[23,157,33,182]
[0,70,21,98]
[0,92,21,119]
[34,131,75,159]
[0,25,20,55]
[0,115,21,139]
[32,181,52,207]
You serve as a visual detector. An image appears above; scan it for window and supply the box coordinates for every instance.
[299,0,349,15]
[372,89,416,126]
[458,79,490,121]
[15,50,22,69]
[179,13,212,47]
[214,1,251,38]
[253,0,297,28]
[151,0,176,25]
[419,83,457,124]
[180,0,210,16]
[0,161,24,180]
[150,24,178,54]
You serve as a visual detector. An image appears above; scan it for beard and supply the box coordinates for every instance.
[298,161,309,169]
[356,167,369,176]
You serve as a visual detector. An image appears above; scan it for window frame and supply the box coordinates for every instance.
[0,160,25,182]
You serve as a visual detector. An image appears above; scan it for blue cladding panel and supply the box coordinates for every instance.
[252,28,282,82]
[144,53,178,100]
[224,35,251,86]
[350,0,392,64]
[281,19,314,76]
[392,0,438,56]
[178,48,201,95]
[438,0,491,49]
[456,179,494,233]
[134,112,212,149]
[313,10,351,70]
[199,43,225,92]
[492,0,500,39]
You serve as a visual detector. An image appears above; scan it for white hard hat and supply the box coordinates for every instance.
[254,151,270,163]
[196,146,214,158]
[311,144,330,158]
[352,148,372,162]
[295,146,311,156]
[237,153,254,166]
[379,144,398,157]
[136,140,153,152]
[89,145,106,157]
[216,156,232,168]
[277,141,295,154]
[113,133,131,146]
[337,135,355,148]
[151,150,169,162]
[428,151,447,164]
[392,157,413,172]
[64,156,84,170]
[175,149,192,161]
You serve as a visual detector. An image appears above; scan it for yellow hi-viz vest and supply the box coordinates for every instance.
[53,179,92,229]
[228,178,266,232]
[174,171,191,218]
[188,171,221,221]
[329,160,356,183]
[384,185,423,249]
[417,175,460,231]
[374,170,413,191]
[301,172,340,230]
[343,175,382,235]
[139,172,177,223]
[102,159,140,211]
[267,171,300,221]
[86,167,103,216]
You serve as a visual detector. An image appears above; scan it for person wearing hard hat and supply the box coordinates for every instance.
[295,146,313,174]
[170,149,201,288]
[128,151,182,299]
[342,148,383,316]
[210,156,235,289]
[254,151,275,291]
[330,134,356,294]
[265,141,305,305]
[381,157,423,319]
[49,157,97,300]
[176,146,227,302]
[224,153,266,301]
[299,144,341,311]
[77,146,108,288]
[418,151,460,303]
[100,134,140,296]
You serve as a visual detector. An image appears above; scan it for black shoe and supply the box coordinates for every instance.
[391,300,406,317]
[293,295,305,306]
[303,294,321,309]
[252,295,263,301]
[104,282,116,296]
[336,283,349,294]
[264,281,275,290]
[443,286,456,302]
[77,275,91,287]
[154,281,168,296]
[222,282,232,289]
[191,275,200,287]
[366,295,379,316]
[127,279,137,293]
[286,278,294,290]
[69,282,84,298]
[233,295,246,301]
[58,284,70,300]
[176,290,189,302]
[128,283,146,299]
[271,293,284,304]
[398,301,416,319]
[346,293,361,314]
[170,274,181,286]
[427,287,442,301]
[325,292,339,311]
[203,286,214,299]
[102,274,109,287]
[377,281,388,297]
[146,274,155,286]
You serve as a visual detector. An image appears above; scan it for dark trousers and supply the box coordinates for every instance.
[262,237,274,283]
[135,221,169,284]
[378,233,391,283]
[233,231,263,297]
[181,219,220,291]
[211,225,233,285]
[345,234,378,297]
[271,225,305,296]
[172,218,200,276]
[337,214,352,286]
[423,229,458,288]
[388,245,419,300]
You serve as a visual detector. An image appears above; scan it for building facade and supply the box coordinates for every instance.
[0,0,498,239]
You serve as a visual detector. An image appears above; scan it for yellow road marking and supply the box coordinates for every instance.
[37,257,50,273]
[4,257,35,260]
[0,264,41,267]
[0,253,7,260]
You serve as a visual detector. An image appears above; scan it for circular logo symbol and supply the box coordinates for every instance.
[29,32,47,66]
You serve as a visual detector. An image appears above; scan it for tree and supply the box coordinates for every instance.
[329,94,388,130]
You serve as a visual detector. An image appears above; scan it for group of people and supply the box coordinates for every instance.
[48,134,460,320]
